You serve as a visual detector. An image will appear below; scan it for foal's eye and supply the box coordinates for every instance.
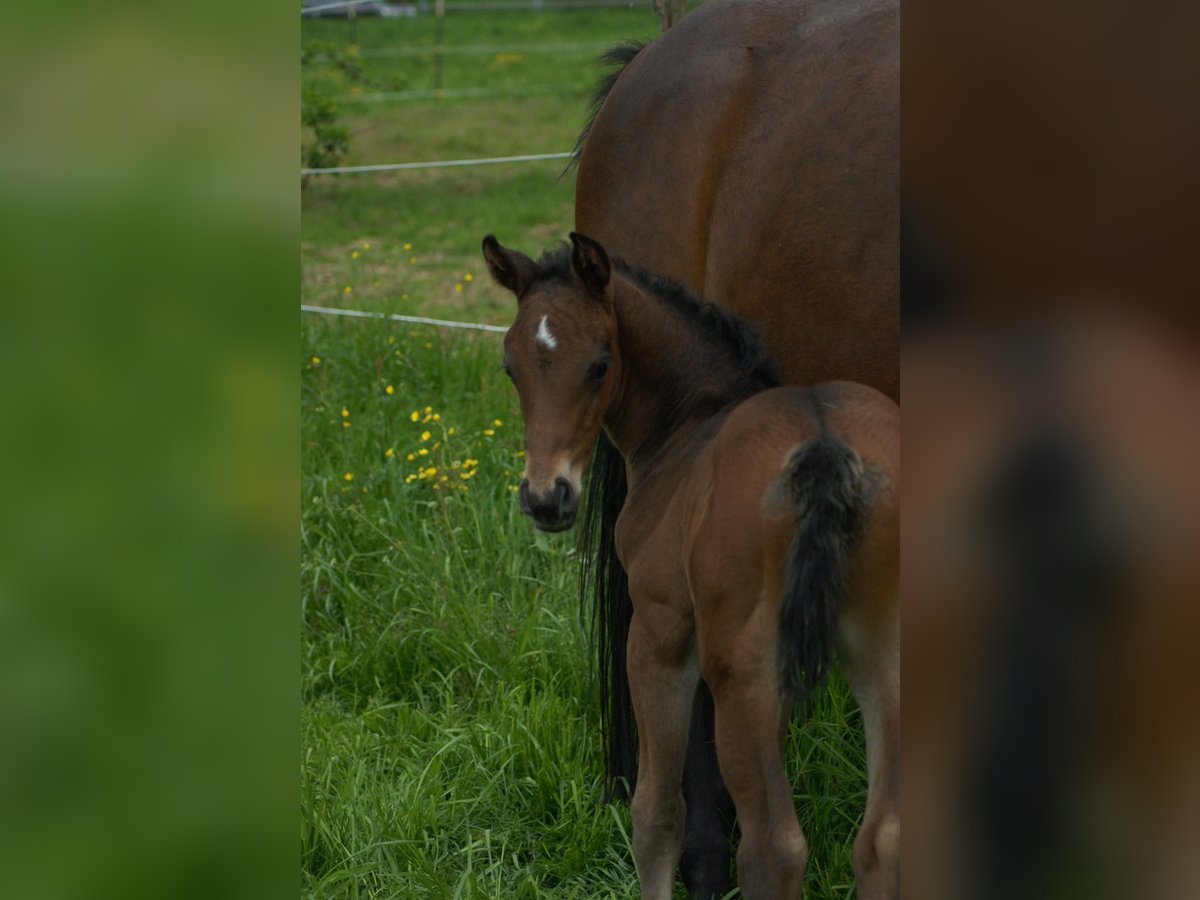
[587,356,610,382]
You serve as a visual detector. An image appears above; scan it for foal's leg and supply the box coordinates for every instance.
[627,607,699,900]
[702,613,808,899]
[841,607,901,900]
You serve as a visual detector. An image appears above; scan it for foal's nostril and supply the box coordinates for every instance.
[554,477,576,518]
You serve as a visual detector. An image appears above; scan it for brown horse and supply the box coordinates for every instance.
[570,0,899,894]
[482,232,900,899]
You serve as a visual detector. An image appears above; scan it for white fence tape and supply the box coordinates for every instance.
[302,304,508,334]
[340,83,578,103]
[303,0,651,14]
[301,150,571,176]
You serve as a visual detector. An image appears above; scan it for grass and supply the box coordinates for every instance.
[302,8,866,898]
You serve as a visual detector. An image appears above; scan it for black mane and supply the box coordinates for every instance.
[562,42,645,176]
[531,244,781,391]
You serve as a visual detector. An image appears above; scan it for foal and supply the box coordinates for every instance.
[483,232,900,899]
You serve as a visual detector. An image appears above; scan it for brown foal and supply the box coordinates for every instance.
[483,232,900,899]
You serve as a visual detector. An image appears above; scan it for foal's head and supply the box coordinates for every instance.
[482,232,618,532]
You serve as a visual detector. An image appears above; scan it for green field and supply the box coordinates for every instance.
[302,8,866,898]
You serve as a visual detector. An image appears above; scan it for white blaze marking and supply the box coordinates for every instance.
[535,314,557,351]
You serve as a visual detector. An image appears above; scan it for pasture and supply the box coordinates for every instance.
[301,7,866,897]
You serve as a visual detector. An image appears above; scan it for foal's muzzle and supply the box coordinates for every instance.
[519,477,578,532]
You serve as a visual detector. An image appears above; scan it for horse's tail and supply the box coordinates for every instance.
[777,434,871,698]
[577,432,637,798]
[564,41,646,175]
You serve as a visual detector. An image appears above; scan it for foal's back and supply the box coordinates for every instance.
[687,381,899,672]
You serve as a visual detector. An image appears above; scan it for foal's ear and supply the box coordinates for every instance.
[569,232,611,298]
[482,235,536,298]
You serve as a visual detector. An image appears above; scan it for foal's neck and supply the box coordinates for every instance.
[604,272,757,470]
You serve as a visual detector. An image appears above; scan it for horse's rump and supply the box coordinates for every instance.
[576,0,899,395]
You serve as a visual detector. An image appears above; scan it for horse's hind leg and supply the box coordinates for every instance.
[841,604,901,899]
[680,681,736,900]
[702,626,808,899]
[627,607,699,900]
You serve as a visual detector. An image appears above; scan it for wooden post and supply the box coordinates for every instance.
[653,0,686,31]
[434,0,445,90]
[348,3,357,45]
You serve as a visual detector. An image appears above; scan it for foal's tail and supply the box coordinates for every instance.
[777,435,871,698]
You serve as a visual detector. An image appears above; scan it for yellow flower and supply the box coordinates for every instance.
[363,241,370,250]
[342,421,351,428]
[483,429,495,437]
[424,342,432,349]
[420,431,431,441]
[432,413,441,422]
[351,250,360,260]
[311,356,321,365]
[343,472,354,482]
[409,256,417,264]
[425,467,438,477]
[387,336,395,344]
[464,273,474,283]
[492,419,503,427]
[460,472,472,480]
[454,283,463,293]
[447,427,456,436]
[343,285,352,295]
[507,484,519,493]
[403,242,412,251]
[405,474,417,484]
[432,441,442,450]
[515,450,525,457]
[410,410,419,422]
[385,448,395,458]
[418,448,429,456]
[424,406,432,414]
[406,452,416,461]
[385,385,395,395]
[341,408,350,417]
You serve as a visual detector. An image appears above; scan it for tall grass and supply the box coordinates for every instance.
[301,317,866,898]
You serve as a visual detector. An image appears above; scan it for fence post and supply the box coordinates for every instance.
[348,2,357,45]
[434,0,445,90]
[653,0,687,30]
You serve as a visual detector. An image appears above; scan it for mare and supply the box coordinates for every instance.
[482,233,900,899]
[571,1,899,894]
